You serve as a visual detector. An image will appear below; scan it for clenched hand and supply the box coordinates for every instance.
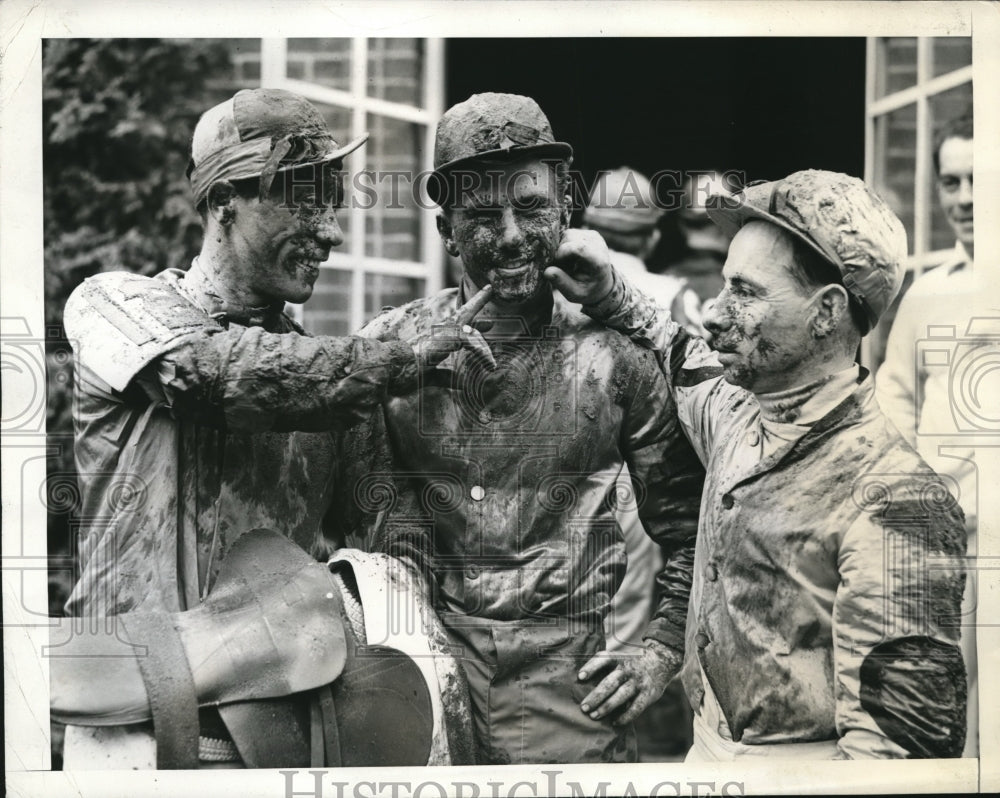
[544,229,615,305]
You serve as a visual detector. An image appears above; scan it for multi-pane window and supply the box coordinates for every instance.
[208,37,444,335]
[864,36,972,369]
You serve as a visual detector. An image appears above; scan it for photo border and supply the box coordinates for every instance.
[3,1,997,795]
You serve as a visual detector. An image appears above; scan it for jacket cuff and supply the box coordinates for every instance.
[641,617,686,658]
[582,267,627,321]
[384,340,421,395]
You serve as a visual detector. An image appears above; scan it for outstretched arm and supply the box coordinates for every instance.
[145,285,496,431]
[549,230,729,462]
[65,272,494,432]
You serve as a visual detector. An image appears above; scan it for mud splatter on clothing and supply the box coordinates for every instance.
[588,277,967,759]
[63,266,417,616]
[330,285,705,763]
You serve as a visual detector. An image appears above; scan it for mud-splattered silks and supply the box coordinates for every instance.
[585,278,968,759]
[329,284,705,764]
[62,262,420,617]
[60,261,447,767]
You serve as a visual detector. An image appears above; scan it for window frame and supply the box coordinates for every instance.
[259,37,445,331]
[862,36,972,368]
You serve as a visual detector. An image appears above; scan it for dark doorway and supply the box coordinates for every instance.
[446,37,866,265]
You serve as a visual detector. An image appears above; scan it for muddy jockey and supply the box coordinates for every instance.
[53,88,496,769]
[547,170,969,759]
[328,93,706,765]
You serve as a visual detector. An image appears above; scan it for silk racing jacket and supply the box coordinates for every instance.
[62,265,420,616]
[583,275,968,759]
[329,285,705,649]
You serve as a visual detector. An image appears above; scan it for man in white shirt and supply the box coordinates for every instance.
[875,112,983,756]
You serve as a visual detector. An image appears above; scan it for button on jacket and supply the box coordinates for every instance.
[329,285,705,764]
[334,286,704,642]
[586,278,968,759]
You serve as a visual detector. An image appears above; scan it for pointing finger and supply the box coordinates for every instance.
[455,284,493,326]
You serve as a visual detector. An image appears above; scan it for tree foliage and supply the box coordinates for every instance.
[43,38,231,333]
[44,39,233,622]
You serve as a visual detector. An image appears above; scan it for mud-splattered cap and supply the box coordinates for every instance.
[430,92,572,206]
[583,167,663,234]
[707,169,907,332]
[188,88,368,207]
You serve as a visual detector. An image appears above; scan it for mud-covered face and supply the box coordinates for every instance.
[936,136,973,254]
[702,221,822,393]
[229,164,345,305]
[443,158,568,303]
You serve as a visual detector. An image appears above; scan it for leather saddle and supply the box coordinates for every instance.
[146,529,435,769]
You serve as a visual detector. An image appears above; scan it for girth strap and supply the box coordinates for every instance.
[315,684,343,767]
[118,612,199,769]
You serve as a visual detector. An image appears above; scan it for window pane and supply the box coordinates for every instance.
[309,102,352,145]
[929,81,973,252]
[875,37,917,98]
[227,39,262,87]
[367,38,423,106]
[201,38,261,103]
[873,103,917,253]
[364,114,423,261]
[302,267,352,336]
[287,38,352,90]
[364,273,425,317]
[932,36,972,78]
